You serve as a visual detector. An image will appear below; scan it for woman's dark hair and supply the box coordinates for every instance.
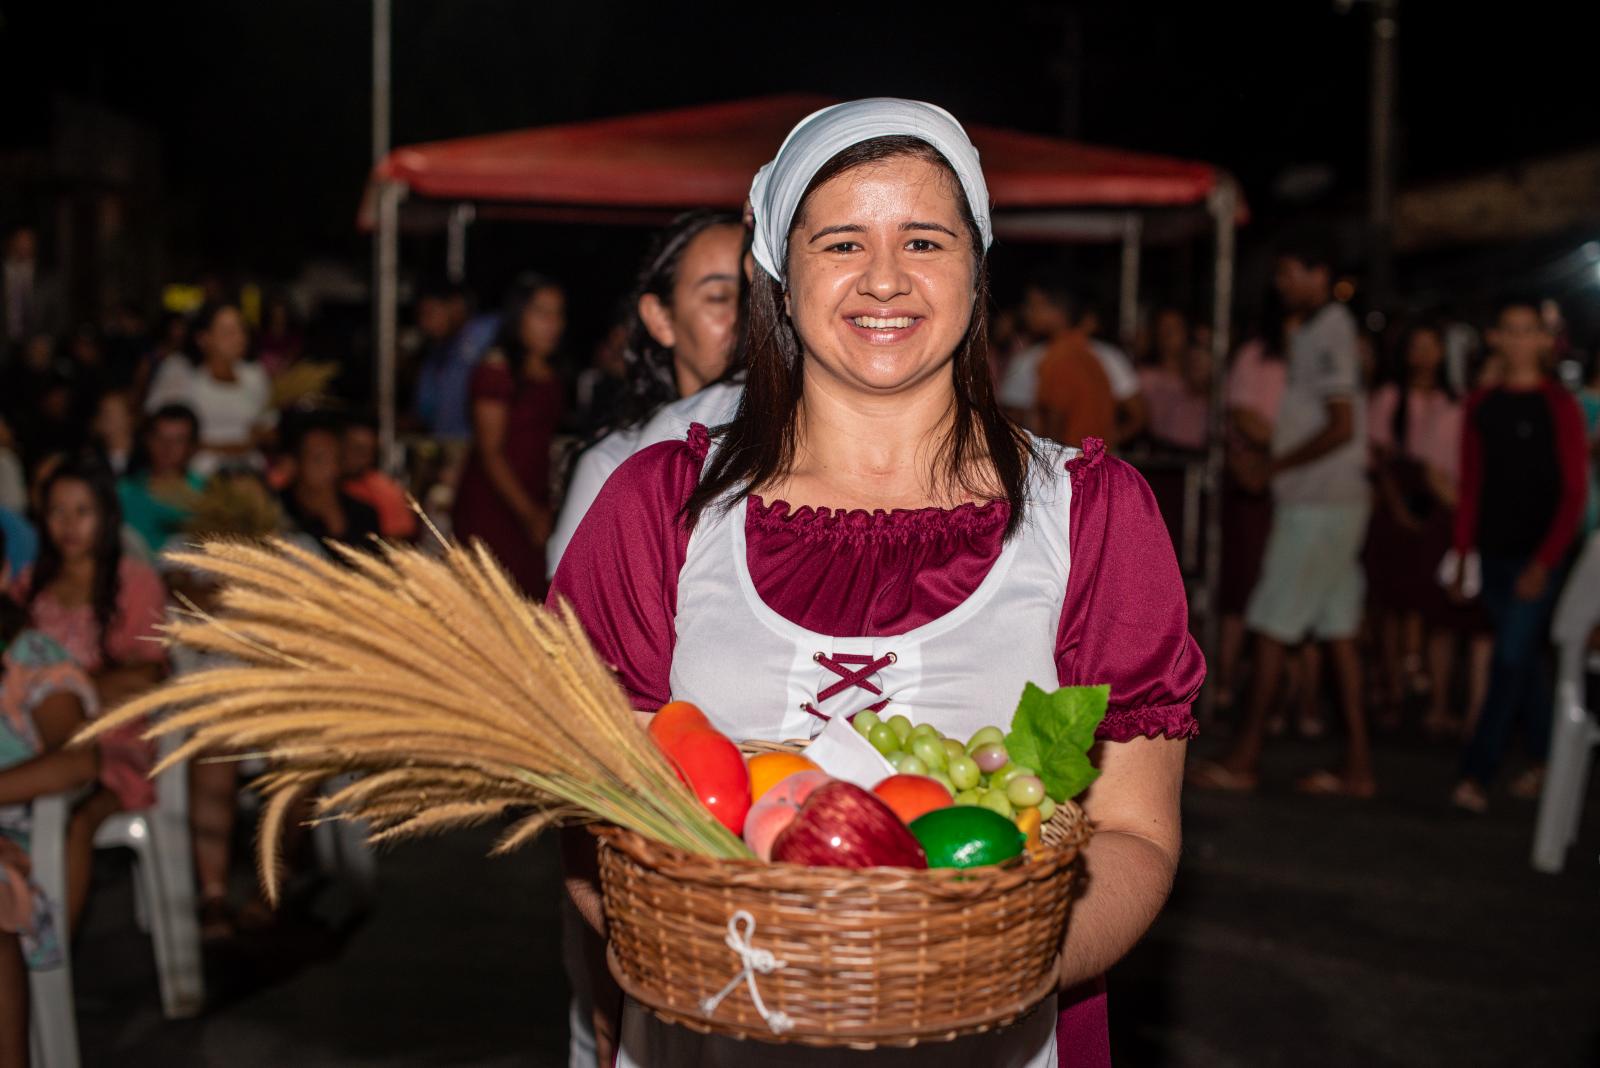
[614,209,744,430]
[1390,319,1455,450]
[492,273,565,367]
[28,452,125,666]
[0,521,27,656]
[686,135,1035,538]
[187,300,246,366]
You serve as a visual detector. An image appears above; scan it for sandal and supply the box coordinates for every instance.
[1450,780,1488,814]
[1186,760,1259,793]
[1507,766,1545,801]
[1295,769,1377,799]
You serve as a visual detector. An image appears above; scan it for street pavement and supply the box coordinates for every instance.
[71,731,1600,1066]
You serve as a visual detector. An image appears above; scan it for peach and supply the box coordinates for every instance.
[743,796,801,860]
[743,771,831,860]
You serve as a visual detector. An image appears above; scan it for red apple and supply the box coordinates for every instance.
[770,781,927,870]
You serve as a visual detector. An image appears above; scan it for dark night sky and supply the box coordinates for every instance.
[1,1,1594,308]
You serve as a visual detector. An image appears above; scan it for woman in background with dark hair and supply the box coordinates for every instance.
[1365,322,1466,734]
[9,454,165,928]
[452,276,566,595]
[553,99,1201,1068]
[144,300,273,475]
[546,210,745,575]
[0,518,105,1065]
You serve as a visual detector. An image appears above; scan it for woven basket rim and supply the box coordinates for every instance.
[607,942,1066,1049]
[592,796,1090,892]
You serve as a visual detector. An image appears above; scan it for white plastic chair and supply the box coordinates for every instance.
[27,729,204,1068]
[1532,532,1600,874]
[27,789,78,1068]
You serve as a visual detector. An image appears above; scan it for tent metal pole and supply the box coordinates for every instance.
[376,180,405,471]
[1201,178,1237,723]
[446,203,475,284]
[1118,213,1143,347]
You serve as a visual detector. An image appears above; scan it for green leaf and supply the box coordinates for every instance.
[1005,683,1108,802]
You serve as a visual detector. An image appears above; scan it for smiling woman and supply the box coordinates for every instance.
[550,99,1204,1068]
[688,129,1029,531]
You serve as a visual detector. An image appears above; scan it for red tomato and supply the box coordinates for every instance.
[648,701,710,752]
[666,728,752,835]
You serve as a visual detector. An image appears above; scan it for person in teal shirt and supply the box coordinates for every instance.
[117,403,203,558]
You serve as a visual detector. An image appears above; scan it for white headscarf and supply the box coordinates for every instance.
[747,98,993,282]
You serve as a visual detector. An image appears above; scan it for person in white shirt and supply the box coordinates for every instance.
[144,301,273,476]
[547,211,745,575]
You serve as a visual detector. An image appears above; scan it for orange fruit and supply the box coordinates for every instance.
[746,752,821,800]
[871,774,953,825]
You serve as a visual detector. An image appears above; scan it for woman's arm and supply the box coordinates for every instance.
[1229,406,1273,449]
[1453,391,1484,557]
[471,396,550,543]
[1058,736,1184,988]
[0,691,98,805]
[1533,386,1590,571]
[95,661,165,708]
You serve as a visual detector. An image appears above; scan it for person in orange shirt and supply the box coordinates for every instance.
[341,412,418,542]
[1021,272,1116,448]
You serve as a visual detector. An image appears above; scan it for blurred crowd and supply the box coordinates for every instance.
[1,203,1597,1058]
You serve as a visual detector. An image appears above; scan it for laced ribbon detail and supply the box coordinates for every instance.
[800,650,896,722]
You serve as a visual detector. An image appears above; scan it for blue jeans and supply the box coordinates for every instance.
[1459,554,1561,786]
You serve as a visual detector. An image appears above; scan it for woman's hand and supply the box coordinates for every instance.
[522,504,553,546]
[1231,448,1271,494]
[1423,464,1458,510]
[1230,407,1273,449]
[1056,736,1184,991]
[1515,560,1549,602]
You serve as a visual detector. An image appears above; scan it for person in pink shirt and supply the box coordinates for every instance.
[12,454,165,927]
[1365,322,1471,735]
[1138,307,1212,452]
[1213,318,1287,713]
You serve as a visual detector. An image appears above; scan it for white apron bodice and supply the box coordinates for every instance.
[668,443,1074,744]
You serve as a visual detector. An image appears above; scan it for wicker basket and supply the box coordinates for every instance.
[595,746,1091,1049]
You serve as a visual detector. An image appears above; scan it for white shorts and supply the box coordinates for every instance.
[1246,502,1372,643]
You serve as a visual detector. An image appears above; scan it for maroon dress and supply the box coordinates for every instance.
[452,356,562,596]
[551,429,1203,1067]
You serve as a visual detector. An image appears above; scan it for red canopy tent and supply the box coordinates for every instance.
[364,94,1241,675]
[368,93,1224,215]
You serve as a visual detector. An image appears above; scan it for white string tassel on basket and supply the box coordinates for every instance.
[698,910,793,1034]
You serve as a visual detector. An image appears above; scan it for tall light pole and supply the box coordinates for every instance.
[1368,0,1399,306]
[372,0,397,467]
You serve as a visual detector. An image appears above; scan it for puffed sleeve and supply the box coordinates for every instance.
[547,428,706,709]
[1056,439,1205,741]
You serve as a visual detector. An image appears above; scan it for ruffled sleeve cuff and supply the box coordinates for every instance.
[1097,703,1199,743]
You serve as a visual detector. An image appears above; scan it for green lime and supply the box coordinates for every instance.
[908,806,1027,869]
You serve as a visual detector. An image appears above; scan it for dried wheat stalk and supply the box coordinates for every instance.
[74,535,750,900]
